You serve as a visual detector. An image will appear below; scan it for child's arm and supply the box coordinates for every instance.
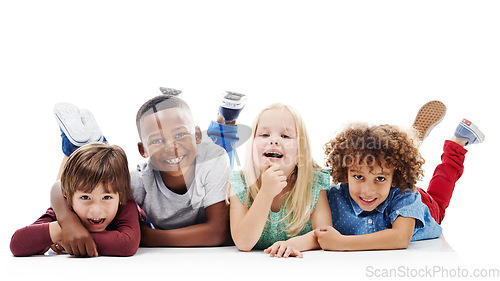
[140,201,229,247]
[230,164,288,251]
[264,190,333,258]
[50,181,98,257]
[315,216,415,251]
[10,209,61,257]
[90,198,141,256]
[229,188,275,251]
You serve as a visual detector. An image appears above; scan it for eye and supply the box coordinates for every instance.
[80,195,91,200]
[375,176,386,182]
[103,195,113,200]
[281,134,291,139]
[149,138,164,145]
[175,132,188,139]
[353,175,364,180]
[259,133,270,138]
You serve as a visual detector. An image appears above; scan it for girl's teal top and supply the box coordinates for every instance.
[229,169,330,249]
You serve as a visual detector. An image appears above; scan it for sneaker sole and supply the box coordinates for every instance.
[159,87,182,96]
[221,91,247,110]
[80,109,103,142]
[54,103,90,146]
[412,100,447,142]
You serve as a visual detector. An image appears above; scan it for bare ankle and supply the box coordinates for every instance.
[450,136,468,147]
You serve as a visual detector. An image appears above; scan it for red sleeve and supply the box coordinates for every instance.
[90,198,141,257]
[10,208,57,257]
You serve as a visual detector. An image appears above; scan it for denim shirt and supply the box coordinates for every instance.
[327,184,442,241]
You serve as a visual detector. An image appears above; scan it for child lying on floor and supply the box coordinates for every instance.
[316,106,484,251]
[10,143,140,257]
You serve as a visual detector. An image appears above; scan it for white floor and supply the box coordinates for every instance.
[2,1,500,280]
[2,235,497,280]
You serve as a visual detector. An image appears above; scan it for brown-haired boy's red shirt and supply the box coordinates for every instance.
[10,198,140,257]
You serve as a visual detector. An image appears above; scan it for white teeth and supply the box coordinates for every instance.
[88,218,105,224]
[361,197,376,202]
[164,156,184,164]
[264,152,283,158]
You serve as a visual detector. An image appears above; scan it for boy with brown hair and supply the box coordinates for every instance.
[10,143,140,257]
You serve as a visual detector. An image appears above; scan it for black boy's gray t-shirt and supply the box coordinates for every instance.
[130,142,230,230]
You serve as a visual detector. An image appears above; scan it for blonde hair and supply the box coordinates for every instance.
[240,103,320,236]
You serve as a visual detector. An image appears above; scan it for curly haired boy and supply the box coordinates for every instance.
[315,102,484,251]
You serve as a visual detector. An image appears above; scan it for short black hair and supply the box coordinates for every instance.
[135,95,191,139]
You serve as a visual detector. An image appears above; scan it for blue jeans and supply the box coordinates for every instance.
[207,121,239,168]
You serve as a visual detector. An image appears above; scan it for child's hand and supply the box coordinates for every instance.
[264,240,303,258]
[260,161,287,198]
[314,226,346,251]
[49,242,66,255]
[60,221,98,257]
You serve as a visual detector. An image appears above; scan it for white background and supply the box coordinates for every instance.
[1,0,499,279]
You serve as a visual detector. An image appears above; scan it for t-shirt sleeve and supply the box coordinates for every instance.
[201,146,231,209]
[229,170,249,207]
[388,189,426,230]
[130,169,146,207]
[310,169,331,211]
[90,198,141,257]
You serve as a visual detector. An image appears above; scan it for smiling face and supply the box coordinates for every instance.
[71,184,120,233]
[347,161,395,212]
[139,107,200,176]
[252,108,298,178]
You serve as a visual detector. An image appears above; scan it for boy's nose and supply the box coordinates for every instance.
[162,138,178,151]
[88,203,104,217]
[360,183,376,195]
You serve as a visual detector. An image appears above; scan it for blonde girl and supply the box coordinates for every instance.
[228,104,332,258]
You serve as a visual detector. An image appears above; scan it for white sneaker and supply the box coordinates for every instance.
[80,109,104,142]
[54,103,90,146]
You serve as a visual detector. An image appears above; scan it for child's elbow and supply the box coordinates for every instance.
[10,238,24,257]
[10,230,33,257]
[117,245,139,257]
[206,224,229,246]
[395,234,412,249]
[232,236,254,252]
[234,242,253,252]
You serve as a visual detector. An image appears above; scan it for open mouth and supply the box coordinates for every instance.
[163,155,185,165]
[88,218,105,225]
[264,152,283,159]
[359,197,377,205]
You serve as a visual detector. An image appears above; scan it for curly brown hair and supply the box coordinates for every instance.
[324,123,424,193]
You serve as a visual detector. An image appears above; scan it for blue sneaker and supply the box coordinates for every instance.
[454,118,485,146]
[219,91,247,122]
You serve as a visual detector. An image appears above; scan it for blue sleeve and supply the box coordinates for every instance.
[387,189,426,230]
